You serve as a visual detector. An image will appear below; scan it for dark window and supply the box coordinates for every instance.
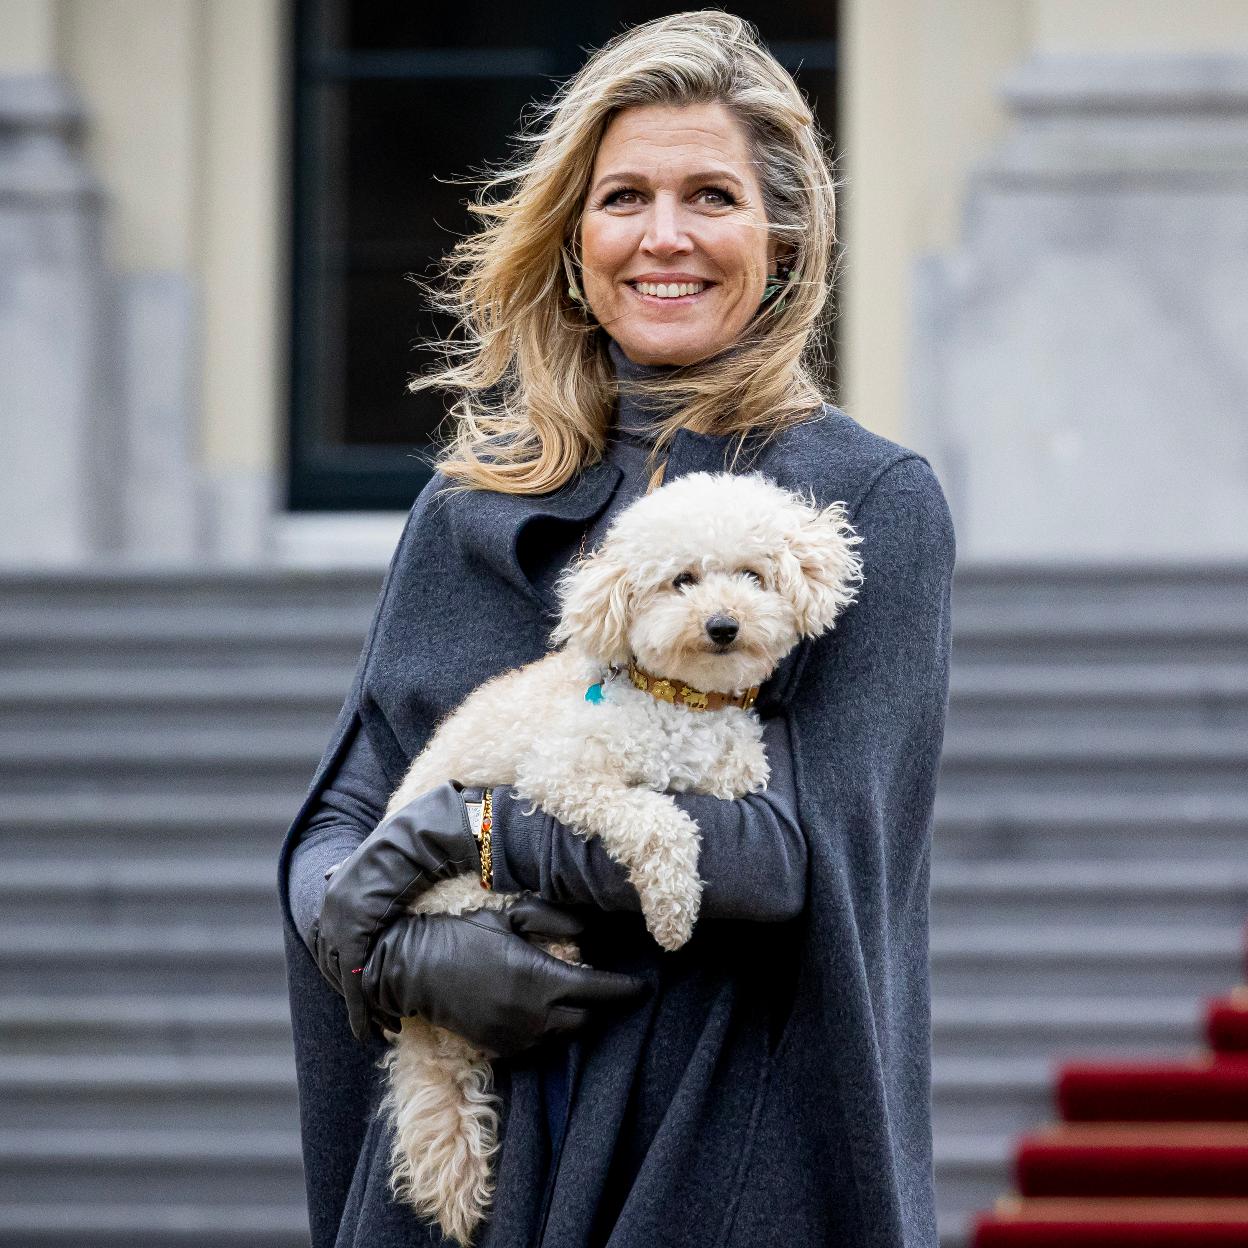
[289,1,839,511]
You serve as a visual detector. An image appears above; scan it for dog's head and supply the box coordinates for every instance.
[553,471,863,693]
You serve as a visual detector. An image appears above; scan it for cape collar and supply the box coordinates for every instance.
[467,424,753,619]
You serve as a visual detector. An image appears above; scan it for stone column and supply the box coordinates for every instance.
[0,73,116,564]
[915,55,1248,561]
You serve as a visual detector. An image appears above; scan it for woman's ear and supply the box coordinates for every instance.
[778,501,863,638]
[552,548,634,664]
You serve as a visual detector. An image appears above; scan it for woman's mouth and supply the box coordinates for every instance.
[628,280,712,302]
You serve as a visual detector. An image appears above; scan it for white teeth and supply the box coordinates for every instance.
[635,281,706,299]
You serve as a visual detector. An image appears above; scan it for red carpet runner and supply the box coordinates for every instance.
[973,949,1248,1245]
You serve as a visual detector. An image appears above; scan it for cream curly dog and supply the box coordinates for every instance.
[378,469,862,1244]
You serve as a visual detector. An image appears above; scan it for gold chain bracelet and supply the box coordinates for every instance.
[478,787,493,891]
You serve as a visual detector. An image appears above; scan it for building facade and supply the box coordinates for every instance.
[2,0,1246,567]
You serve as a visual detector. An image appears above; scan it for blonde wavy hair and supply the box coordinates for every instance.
[417,10,840,495]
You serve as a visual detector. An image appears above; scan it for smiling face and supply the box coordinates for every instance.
[579,101,776,366]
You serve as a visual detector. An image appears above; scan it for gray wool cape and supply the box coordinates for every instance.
[276,404,956,1248]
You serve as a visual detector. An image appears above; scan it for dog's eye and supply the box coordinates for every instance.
[672,571,699,590]
[737,568,763,585]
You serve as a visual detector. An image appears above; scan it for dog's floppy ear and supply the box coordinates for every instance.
[778,499,864,638]
[552,547,634,664]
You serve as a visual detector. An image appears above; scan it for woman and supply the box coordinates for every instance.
[279,12,955,1248]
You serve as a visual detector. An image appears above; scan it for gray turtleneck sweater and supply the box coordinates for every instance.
[287,342,803,949]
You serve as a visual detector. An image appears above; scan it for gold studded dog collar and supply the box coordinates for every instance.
[624,660,759,712]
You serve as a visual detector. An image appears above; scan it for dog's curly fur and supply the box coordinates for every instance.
[377,471,862,1245]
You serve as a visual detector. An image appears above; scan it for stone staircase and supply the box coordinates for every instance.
[932,567,1248,1244]
[0,571,377,1248]
[0,566,1244,1246]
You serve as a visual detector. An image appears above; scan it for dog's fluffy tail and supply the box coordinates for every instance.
[381,1017,501,1247]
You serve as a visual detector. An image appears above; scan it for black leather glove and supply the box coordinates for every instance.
[311,781,480,1041]
[361,896,649,1057]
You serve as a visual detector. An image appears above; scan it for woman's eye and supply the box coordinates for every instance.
[737,568,762,585]
[602,188,641,207]
[697,186,738,207]
[672,571,699,589]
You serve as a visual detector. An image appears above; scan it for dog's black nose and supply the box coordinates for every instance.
[705,614,739,645]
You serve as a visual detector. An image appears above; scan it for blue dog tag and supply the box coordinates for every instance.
[585,682,604,704]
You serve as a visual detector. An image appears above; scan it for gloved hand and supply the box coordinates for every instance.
[311,781,481,1041]
[361,896,648,1057]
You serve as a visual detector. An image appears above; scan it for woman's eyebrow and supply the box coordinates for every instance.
[590,168,747,194]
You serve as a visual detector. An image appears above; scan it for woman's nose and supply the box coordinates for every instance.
[641,196,692,255]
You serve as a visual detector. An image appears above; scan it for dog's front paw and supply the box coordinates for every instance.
[635,869,702,952]
[742,751,770,793]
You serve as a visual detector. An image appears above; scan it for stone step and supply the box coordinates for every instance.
[949,565,1248,609]
[0,861,283,926]
[930,997,1202,1060]
[0,995,292,1057]
[5,561,1242,595]
[931,794,1248,862]
[949,570,1248,634]
[0,668,349,733]
[946,663,1248,733]
[1,585,1244,668]
[16,855,1245,930]
[0,796,296,862]
[0,728,320,797]
[0,1129,303,1207]
[0,606,371,646]
[937,1212,974,1248]
[0,569,382,613]
[3,919,1237,1000]
[0,1202,310,1248]
[929,926,1244,997]
[951,633,1248,666]
[935,728,1248,799]
[7,722,1246,766]
[10,848,1245,934]
[4,663,1245,733]
[0,604,367,668]
[2,563,1240,607]
[930,861,1248,927]
[1,794,1242,871]
[32,796,1227,865]
[0,989,1206,1068]
[0,1057,297,1132]
[4,562,1243,609]
[0,925,286,996]
[4,723,1245,796]
[942,727,1248,762]
[932,1058,1055,1138]
[950,662,1248,698]
[933,1133,1015,1235]
[0,728,327,764]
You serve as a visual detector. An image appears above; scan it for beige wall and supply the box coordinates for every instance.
[58,0,201,274]
[1032,0,1248,53]
[198,0,286,476]
[839,0,1248,444]
[30,0,286,481]
[839,0,1028,442]
[0,0,57,71]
